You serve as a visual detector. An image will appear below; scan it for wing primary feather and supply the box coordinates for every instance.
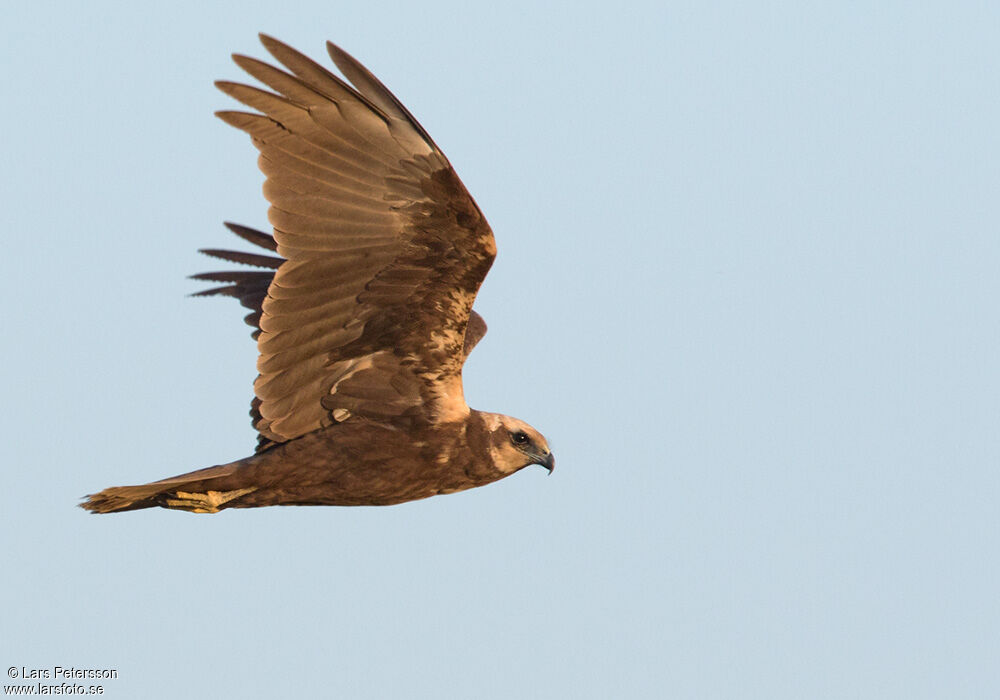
[231,54,401,169]
[325,41,440,151]
[216,81,393,179]
[198,248,284,269]
[223,222,279,251]
[257,34,390,123]
[190,284,242,298]
[189,271,274,283]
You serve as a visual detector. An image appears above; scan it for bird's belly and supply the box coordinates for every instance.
[234,444,484,507]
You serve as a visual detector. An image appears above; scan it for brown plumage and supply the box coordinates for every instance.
[81,35,552,514]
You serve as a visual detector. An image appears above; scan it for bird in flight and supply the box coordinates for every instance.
[82,35,553,514]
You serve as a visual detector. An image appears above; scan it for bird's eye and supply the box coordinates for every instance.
[511,431,530,445]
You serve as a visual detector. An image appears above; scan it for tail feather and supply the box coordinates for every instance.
[80,483,177,514]
[80,462,248,514]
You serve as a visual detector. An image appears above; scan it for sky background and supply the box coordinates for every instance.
[2,1,999,698]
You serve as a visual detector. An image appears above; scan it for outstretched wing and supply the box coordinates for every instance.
[209,35,496,444]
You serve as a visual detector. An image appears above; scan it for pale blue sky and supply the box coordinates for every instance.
[3,1,999,698]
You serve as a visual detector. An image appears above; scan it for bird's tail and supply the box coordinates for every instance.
[80,463,254,514]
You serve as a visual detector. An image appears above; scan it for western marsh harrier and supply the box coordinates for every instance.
[82,35,552,514]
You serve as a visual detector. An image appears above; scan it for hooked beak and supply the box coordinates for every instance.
[536,451,555,474]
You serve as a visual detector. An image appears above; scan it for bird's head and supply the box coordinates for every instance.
[480,413,554,475]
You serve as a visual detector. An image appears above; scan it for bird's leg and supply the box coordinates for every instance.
[164,487,257,513]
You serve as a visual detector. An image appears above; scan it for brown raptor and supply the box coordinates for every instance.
[82,35,552,514]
